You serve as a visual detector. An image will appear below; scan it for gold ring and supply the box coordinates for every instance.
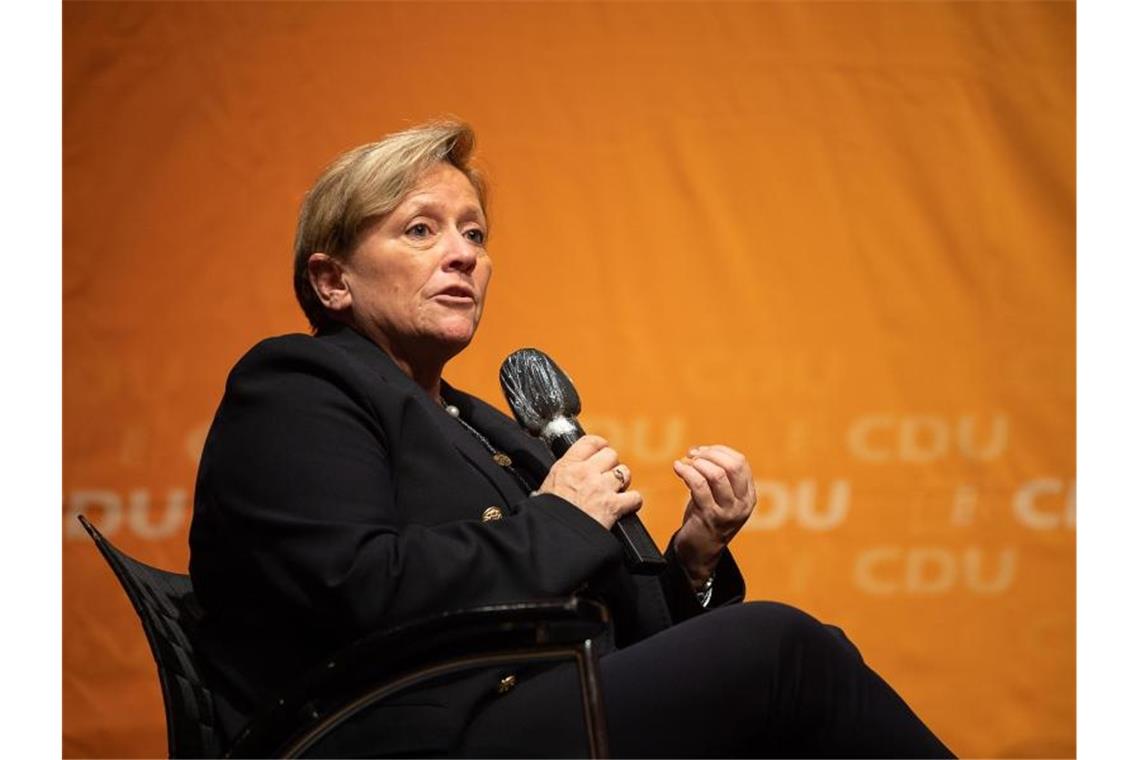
[613,466,628,490]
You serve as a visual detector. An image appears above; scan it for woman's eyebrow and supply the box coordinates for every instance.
[398,198,484,223]
[396,198,438,218]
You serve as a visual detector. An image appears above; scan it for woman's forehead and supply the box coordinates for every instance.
[395,164,484,217]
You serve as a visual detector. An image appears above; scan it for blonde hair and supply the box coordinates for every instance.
[292,120,486,332]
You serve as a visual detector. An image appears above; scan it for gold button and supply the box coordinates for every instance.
[497,674,517,694]
[481,506,503,522]
[492,452,513,467]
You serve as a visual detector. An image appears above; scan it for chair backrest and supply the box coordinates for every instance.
[78,515,223,758]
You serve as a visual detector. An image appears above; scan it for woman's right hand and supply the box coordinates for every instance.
[538,435,642,530]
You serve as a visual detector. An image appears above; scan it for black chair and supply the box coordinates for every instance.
[78,515,613,758]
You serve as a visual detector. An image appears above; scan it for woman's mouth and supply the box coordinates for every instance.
[432,286,476,305]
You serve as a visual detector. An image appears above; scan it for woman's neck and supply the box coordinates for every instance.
[387,344,445,400]
[351,323,449,401]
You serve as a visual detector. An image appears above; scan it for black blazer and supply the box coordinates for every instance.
[189,325,744,754]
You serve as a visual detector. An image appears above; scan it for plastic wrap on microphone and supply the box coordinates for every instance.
[499,348,582,445]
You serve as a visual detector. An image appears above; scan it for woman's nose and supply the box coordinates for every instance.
[441,228,478,272]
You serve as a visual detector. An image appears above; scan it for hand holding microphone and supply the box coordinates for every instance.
[500,348,667,574]
[538,434,642,531]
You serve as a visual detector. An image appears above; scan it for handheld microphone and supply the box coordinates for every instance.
[499,348,667,575]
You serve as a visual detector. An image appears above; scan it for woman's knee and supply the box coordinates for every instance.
[727,600,827,637]
[727,601,865,667]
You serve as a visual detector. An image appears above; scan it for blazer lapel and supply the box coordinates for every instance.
[439,382,547,501]
[436,405,528,508]
[445,385,555,493]
[323,327,527,507]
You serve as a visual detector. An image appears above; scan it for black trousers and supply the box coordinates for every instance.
[461,602,955,758]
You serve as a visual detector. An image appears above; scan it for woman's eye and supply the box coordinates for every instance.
[465,229,486,244]
[407,223,431,238]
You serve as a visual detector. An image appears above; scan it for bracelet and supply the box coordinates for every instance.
[696,573,715,608]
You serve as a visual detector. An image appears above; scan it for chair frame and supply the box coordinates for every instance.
[229,600,610,758]
[78,514,612,758]
[78,514,218,757]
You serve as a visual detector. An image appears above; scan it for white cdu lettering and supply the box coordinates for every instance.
[854,545,1018,595]
[957,415,1008,461]
[128,489,189,539]
[746,479,850,531]
[1012,479,1076,530]
[963,546,1017,594]
[898,417,950,463]
[848,414,1009,463]
[65,488,190,540]
[853,546,902,595]
[846,416,894,463]
[65,490,124,538]
[747,481,792,530]
[904,547,957,594]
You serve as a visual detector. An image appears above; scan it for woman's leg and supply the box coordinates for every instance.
[461,601,954,758]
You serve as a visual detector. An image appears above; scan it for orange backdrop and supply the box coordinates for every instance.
[62,2,1075,757]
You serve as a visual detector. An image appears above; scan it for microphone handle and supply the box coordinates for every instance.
[548,425,667,576]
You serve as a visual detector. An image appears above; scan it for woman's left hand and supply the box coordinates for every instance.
[671,444,757,588]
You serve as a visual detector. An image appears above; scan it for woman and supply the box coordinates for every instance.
[189,120,953,757]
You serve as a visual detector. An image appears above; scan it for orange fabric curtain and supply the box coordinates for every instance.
[63,2,1074,757]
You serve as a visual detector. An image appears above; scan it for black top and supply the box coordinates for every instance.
[189,325,744,753]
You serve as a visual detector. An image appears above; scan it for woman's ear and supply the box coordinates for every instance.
[307,253,352,315]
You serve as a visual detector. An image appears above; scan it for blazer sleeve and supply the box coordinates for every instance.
[657,537,747,623]
[190,336,625,642]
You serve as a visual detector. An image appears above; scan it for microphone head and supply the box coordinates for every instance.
[499,348,582,435]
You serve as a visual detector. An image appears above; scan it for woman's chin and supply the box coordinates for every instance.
[428,319,479,353]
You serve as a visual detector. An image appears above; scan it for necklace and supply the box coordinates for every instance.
[439,398,537,493]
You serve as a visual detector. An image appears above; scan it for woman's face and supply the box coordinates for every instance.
[341,162,492,364]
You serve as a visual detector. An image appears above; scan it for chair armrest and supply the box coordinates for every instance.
[226,597,610,758]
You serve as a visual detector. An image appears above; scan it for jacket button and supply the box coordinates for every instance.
[497,674,517,694]
[492,452,513,467]
[482,506,503,522]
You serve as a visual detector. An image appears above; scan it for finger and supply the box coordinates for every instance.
[585,445,620,472]
[688,457,736,507]
[688,445,750,499]
[560,434,609,462]
[613,489,643,516]
[611,463,632,492]
[672,459,718,513]
[692,443,744,460]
